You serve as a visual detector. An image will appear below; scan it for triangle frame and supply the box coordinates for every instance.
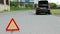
[6,18,19,31]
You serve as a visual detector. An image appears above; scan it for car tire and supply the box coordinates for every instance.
[47,10,51,15]
[36,10,39,15]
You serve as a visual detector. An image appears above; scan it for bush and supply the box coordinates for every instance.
[50,3,57,9]
[25,3,34,8]
[56,7,60,9]
[10,1,18,7]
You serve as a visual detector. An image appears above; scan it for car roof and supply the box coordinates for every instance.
[39,0,48,1]
[38,0,48,2]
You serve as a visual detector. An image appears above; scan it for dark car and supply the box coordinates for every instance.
[36,1,51,15]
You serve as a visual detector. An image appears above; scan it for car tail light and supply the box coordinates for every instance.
[48,5,50,9]
[36,6,40,9]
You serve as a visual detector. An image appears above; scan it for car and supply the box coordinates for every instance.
[36,1,51,15]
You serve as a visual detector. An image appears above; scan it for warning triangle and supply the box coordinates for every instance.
[6,18,19,31]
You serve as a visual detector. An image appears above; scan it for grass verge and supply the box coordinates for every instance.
[51,9,60,14]
[10,7,35,11]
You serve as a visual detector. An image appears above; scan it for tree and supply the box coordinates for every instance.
[10,0,18,7]
[50,3,57,9]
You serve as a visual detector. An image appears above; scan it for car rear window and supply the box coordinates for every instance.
[38,1,48,4]
[38,1,48,7]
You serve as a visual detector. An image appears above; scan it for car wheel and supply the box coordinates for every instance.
[36,10,39,15]
[47,10,51,15]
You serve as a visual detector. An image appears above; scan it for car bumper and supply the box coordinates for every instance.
[37,9,49,12]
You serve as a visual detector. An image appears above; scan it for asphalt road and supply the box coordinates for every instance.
[0,10,60,34]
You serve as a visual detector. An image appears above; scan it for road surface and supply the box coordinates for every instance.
[0,10,60,34]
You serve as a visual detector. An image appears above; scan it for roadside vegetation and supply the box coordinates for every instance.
[0,1,58,14]
[10,7,35,11]
[51,9,60,14]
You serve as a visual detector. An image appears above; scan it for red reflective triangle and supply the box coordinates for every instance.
[6,18,20,31]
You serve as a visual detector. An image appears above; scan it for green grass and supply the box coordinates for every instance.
[10,7,35,11]
[51,9,60,14]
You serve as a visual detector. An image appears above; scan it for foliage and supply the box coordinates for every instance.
[50,3,57,9]
[10,1,18,7]
[25,3,34,8]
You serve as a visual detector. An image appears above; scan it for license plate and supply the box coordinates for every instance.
[40,7,46,9]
